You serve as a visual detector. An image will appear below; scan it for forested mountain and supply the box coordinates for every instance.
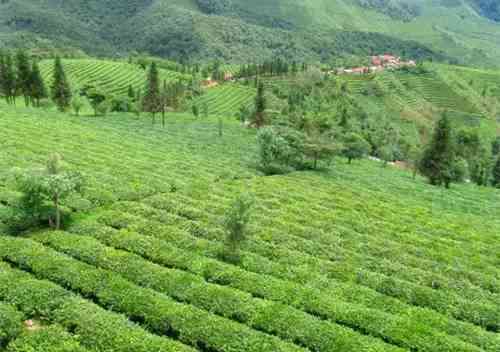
[1,0,500,66]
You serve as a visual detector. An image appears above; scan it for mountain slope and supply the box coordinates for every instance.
[1,0,500,66]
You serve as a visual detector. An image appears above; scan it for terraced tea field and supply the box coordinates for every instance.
[39,59,190,96]
[195,83,256,117]
[0,102,499,351]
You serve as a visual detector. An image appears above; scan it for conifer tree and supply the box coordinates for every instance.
[419,113,456,188]
[143,62,161,124]
[51,57,72,111]
[15,51,32,106]
[29,61,47,107]
[1,54,16,104]
[159,80,169,127]
[253,81,266,127]
[492,156,500,188]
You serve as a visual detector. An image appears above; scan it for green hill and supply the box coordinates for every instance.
[2,0,500,66]
[0,102,498,351]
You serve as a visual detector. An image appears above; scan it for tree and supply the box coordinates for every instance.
[0,53,17,104]
[492,137,500,156]
[419,113,456,188]
[72,92,84,116]
[253,81,266,127]
[469,147,492,186]
[16,50,32,106]
[202,101,209,117]
[407,145,422,180]
[493,157,500,188]
[302,126,339,169]
[12,153,83,231]
[29,60,47,107]
[127,85,135,99]
[86,87,107,116]
[159,80,168,127]
[143,62,161,124]
[222,193,253,263]
[51,57,72,111]
[192,103,199,118]
[342,133,371,164]
[257,127,292,174]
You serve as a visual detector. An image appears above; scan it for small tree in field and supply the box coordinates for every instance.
[51,57,72,111]
[253,81,266,127]
[143,62,161,124]
[12,153,83,231]
[202,101,209,117]
[192,103,199,118]
[72,92,84,116]
[222,193,254,263]
[419,113,456,188]
[86,87,107,116]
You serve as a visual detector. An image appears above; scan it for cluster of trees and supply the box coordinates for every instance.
[246,69,500,190]
[139,62,191,126]
[237,59,307,79]
[419,114,500,188]
[0,51,47,106]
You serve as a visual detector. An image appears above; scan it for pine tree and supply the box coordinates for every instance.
[253,81,266,127]
[492,157,500,188]
[51,57,72,111]
[142,62,161,124]
[15,51,32,106]
[29,61,47,107]
[1,54,16,104]
[419,113,456,188]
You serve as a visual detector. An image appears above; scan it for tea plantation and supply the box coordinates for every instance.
[0,100,499,351]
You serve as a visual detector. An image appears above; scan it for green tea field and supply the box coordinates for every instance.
[0,101,499,352]
[39,59,190,96]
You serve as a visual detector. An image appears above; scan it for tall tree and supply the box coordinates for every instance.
[51,57,72,111]
[142,62,161,124]
[419,113,456,188]
[253,81,266,127]
[0,53,16,104]
[29,60,47,107]
[15,51,32,106]
[493,157,500,188]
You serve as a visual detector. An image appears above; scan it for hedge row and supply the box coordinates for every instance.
[34,231,406,352]
[96,208,500,332]
[0,237,307,352]
[131,190,500,298]
[69,220,500,351]
[6,325,88,352]
[0,303,23,348]
[116,199,498,301]
[0,262,195,352]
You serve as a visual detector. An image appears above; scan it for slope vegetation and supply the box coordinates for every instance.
[0,102,499,351]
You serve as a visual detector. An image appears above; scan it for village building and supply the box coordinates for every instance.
[335,54,417,75]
